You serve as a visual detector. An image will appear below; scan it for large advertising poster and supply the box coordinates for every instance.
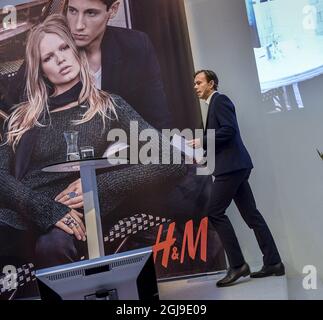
[0,0,226,300]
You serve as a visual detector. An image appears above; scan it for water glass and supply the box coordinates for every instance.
[64,131,80,161]
[80,146,95,159]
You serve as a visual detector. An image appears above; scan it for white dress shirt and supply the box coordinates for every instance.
[93,67,102,90]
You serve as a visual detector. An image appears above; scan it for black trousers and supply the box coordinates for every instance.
[35,228,86,269]
[207,169,281,268]
[0,225,86,299]
[0,223,36,268]
[0,224,85,270]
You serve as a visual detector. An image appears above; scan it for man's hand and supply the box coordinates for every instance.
[187,138,201,148]
[55,210,86,241]
[55,179,83,209]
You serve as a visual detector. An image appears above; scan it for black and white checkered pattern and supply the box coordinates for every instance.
[16,263,36,287]
[104,213,171,243]
[0,263,36,295]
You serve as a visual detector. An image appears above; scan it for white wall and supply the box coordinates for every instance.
[184,0,323,281]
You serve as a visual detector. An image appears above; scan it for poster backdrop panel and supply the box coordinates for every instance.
[0,0,225,299]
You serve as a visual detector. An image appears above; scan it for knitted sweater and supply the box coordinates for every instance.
[0,95,186,232]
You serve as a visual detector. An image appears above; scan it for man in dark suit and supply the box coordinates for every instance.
[3,0,172,130]
[189,70,284,287]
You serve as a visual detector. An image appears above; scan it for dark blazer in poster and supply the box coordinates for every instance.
[100,26,173,130]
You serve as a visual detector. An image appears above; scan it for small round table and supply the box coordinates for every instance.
[42,157,127,259]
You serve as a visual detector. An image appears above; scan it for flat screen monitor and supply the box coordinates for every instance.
[245,0,323,93]
[35,247,159,300]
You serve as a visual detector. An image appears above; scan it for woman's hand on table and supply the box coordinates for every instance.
[55,179,83,209]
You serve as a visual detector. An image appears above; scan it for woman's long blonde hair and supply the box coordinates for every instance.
[6,14,116,150]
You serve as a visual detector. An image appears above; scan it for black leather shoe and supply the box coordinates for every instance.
[216,263,250,287]
[250,262,285,278]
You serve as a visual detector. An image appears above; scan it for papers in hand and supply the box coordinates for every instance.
[171,134,204,163]
[102,141,129,158]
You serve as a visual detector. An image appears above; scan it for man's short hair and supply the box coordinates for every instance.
[194,70,218,90]
[67,0,116,11]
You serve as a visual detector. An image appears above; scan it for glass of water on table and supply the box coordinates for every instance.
[64,131,80,161]
[80,146,95,159]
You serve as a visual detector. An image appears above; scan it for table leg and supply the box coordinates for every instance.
[80,165,105,259]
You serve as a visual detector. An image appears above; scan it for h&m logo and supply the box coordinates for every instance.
[152,217,208,268]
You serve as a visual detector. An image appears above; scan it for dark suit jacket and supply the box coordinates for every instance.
[2,26,172,130]
[203,92,253,176]
[100,26,172,129]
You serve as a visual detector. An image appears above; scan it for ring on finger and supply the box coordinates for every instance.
[64,217,76,227]
[68,191,78,199]
[63,215,72,225]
